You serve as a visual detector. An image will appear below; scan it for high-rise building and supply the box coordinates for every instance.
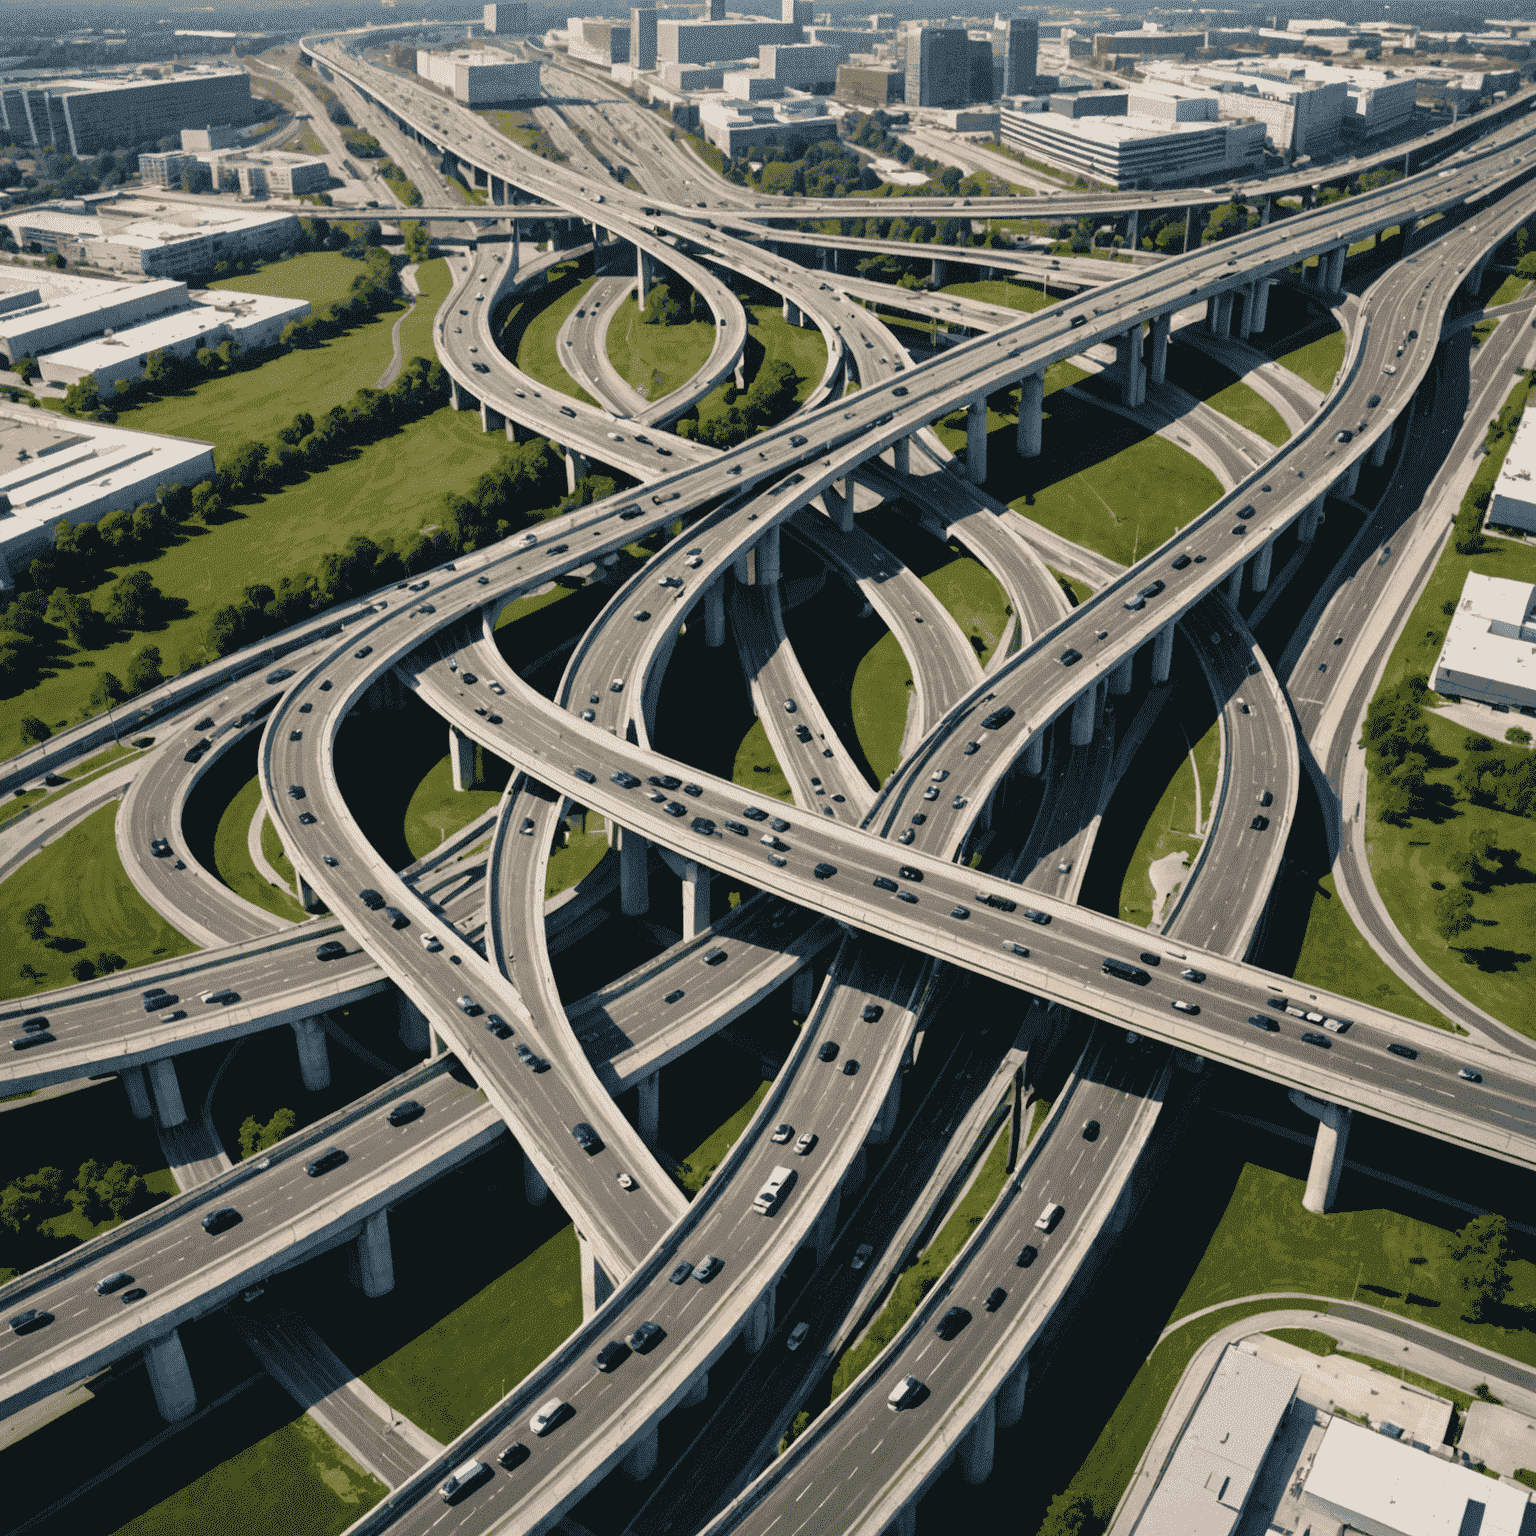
[1001,15,1038,95]
[483,3,528,32]
[707,0,725,20]
[836,62,903,107]
[968,36,994,102]
[905,26,969,107]
[779,0,813,23]
[630,7,658,68]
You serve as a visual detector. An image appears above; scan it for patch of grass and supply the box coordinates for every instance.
[402,752,505,862]
[939,277,1051,315]
[1277,326,1345,393]
[494,580,577,631]
[0,741,146,832]
[733,718,794,802]
[1488,274,1529,307]
[509,263,600,404]
[546,813,608,900]
[213,774,306,923]
[1190,716,1220,820]
[1117,732,1202,930]
[1292,872,1456,1031]
[1472,318,1500,348]
[208,250,377,308]
[1164,343,1290,447]
[260,813,297,893]
[851,629,913,786]
[683,300,831,431]
[1268,1326,1337,1355]
[923,556,1011,666]
[395,255,451,365]
[605,294,715,401]
[1047,565,1094,606]
[831,1113,1011,1398]
[362,1224,581,1441]
[675,1080,771,1195]
[0,802,196,999]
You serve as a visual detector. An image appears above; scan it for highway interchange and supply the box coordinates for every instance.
[3,28,1536,1536]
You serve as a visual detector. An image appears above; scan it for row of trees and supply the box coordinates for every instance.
[1,1160,155,1273]
[676,359,802,451]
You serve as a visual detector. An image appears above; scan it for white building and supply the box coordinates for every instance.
[1302,1416,1533,1536]
[0,403,213,588]
[697,95,837,154]
[1488,406,1536,534]
[0,277,189,365]
[1432,573,1536,714]
[415,48,540,103]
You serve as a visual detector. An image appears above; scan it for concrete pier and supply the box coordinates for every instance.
[1016,374,1043,458]
[144,1328,197,1422]
[350,1208,395,1297]
[292,1016,332,1092]
[449,724,476,791]
[148,1057,186,1129]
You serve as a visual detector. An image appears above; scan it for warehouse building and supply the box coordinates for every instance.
[0,277,190,366]
[415,49,540,103]
[1432,573,1536,714]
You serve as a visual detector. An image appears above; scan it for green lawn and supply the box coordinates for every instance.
[675,1080,772,1195]
[1277,327,1345,393]
[0,741,145,833]
[260,813,298,892]
[923,556,1010,666]
[939,277,1051,315]
[605,295,715,401]
[1164,343,1290,447]
[1047,565,1094,606]
[396,255,451,365]
[362,1224,582,1442]
[213,774,306,923]
[208,250,377,308]
[1488,274,1529,307]
[1,407,519,757]
[546,814,609,900]
[1118,729,1202,929]
[733,718,795,802]
[851,629,914,786]
[1268,1326,1338,1355]
[684,301,831,432]
[1292,872,1455,1030]
[509,264,600,404]
[402,752,505,862]
[0,802,196,999]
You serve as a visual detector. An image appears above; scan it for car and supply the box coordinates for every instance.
[851,1243,874,1271]
[1247,1014,1279,1032]
[767,853,787,868]
[150,837,173,858]
[1015,1244,1038,1268]
[1082,1119,1100,1142]
[703,947,727,966]
[316,940,347,962]
[1023,908,1051,926]
[693,818,718,838]
[358,888,385,910]
[818,1041,839,1062]
[1258,790,1274,808]
[770,818,790,832]
[934,1306,972,1341]
[983,1286,1008,1313]
[783,698,797,713]
[571,1122,602,1154]
[981,706,1015,730]
[595,1340,631,1373]
[497,1442,530,1471]
[899,829,915,844]
[1060,648,1082,666]
[888,1374,927,1411]
[787,1322,810,1351]
[298,811,316,826]
[1180,968,1206,983]
[873,876,898,892]
[529,1398,570,1436]
[923,786,940,802]
[771,1123,794,1144]
[896,891,918,905]
[1383,363,1397,375]
[813,862,837,879]
[381,907,408,929]
[387,1099,424,1127]
[9,1308,53,1336]
[695,1255,723,1282]
[1387,1042,1418,1060]
[795,1132,818,1155]
[842,1058,860,1076]
[1035,1202,1064,1233]
[96,1270,134,1296]
[354,646,372,659]
[628,1320,666,1354]
[201,1207,242,1235]
[1251,815,1270,831]
[1003,941,1030,958]
[1172,553,1192,570]
[485,1015,513,1040]
[1301,1031,1331,1048]
[322,855,338,868]
[610,677,624,694]
[1335,428,1354,444]
[952,796,968,810]
[861,1004,884,1023]
[574,767,597,785]
[456,995,481,1015]
[1459,1067,1483,1083]
[898,865,924,883]
[1322,1016,1352,1034]
[420,933,443,954]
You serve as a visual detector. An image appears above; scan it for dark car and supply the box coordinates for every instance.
[120,1287,147,1304]
[1015,1244,1038,1268]
[1139,952,1161,967]
[298,812,317,826]
[595,1340,631,1373]
[497,1442,531,1470]
[11,1032,55,1051]
[305,1147,348,1177]
[8,1308,53,1336]
[1082,1119,1100,1142]
[650,775,682,790]
[818,1041,839,1062]
[861,1004,883,1023]
[898,865,923,883]
[354,646,372,659]
[201,1207,242,1235]
[934,1306,972,1340]
[150,837,173,858]
[664,988,685,1005]
[1251,815,1270,831]
[629,1320,666,1354]
[1060,648,1082,666]
[1172,553,1192,570]
[485,1015,513,1039]
[896,890,918,905]
[316,941,347,961]
[1247,1014,1280,1032]
[842,1059,860,1076]
[1023,908,1052,926]
[1180,968,1206,983]
[1301,1032,1331,1048]
[96,1270,134,1296]
[387,1099,424,1127]
[668,1261,694,1285]
[611,771,641,789]
[1387,1042,1419,1060]
[981,706,1015,730]
[984,1287,1007,1313]
[381,907,408,929]
[358,889,385,910]
[873,876,898,892]
[572,1122,603,1154]
[813,862,837,879]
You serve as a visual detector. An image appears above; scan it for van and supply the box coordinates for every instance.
[1102,958,1151,985]
[199,989,238,1006]
[439,1459,490,1503]
[753,1164,796,1215]
[887,1374,926,1411]
[1035,1202,1064,1233]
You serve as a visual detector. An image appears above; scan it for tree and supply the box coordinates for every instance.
[106,570,161,631]
[1433,887,1474,944]
[70,957,96,983]
[1451,1212,1513,1321]
[88,671,128,713]
[1038,1491,1100,1536]
[18,715,50,745]
[238,1107,297,1161]
[1507,726,1532,746]
[95,951,125,975]
[48,589,100,649]
[125,644,163,696]
[21,903,52,943]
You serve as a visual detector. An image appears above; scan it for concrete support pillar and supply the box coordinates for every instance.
[743,1285,775,1354]
[931,257,949,288]
[637,1072,659,1148]
[882,1504,917,1536]
[792,964,815,1018]
[524,1149,549,1206]
[1148,314,1170,385]
[622,1427,659,1480]
[966,396,988,485]
[1023,732,1045,776]
[1339,459,1360,500]
[1237,284,1255,340]
[1016,373,1043,458]
[1125,207,1139,251]
[1110,654,1134,695]
[996,1356,1029,1428]
[291,1016,332,1093]
[734,357,746,391]
[812,1192,839,1265]
[891,435,910,475]
[827,479,854,534]
[449,377,463,411]
[1207,290,1233,338]
[147,1057,186,1129]
[682,860,711,942]
[479,401,504,435]
[1225,564,1244,605]
[959,1395,996,1485]
[781,296,801,327]
[1370,422,1393,468]
[1151,621,1175,685]
[683,1373,708,1408]
[1299,496,1323,541]
[1249,278,1271,334]
[636,248,651,311]
[297,873,323,914]
[397,991,430,1054]
[1289,1091,1352,1213]
[1251,540,1274,595]
[565,449,590,495]
[1183,204,1194,252]
[734,549,753,585]
[1400,216,1417,253]
[1115,329,1144,407]
[704,580,725,647]
[1260,195,1272,227]
[1325,244,1346,291]
[504,416,520,444]
[121,1064,153,1120]
[618,825,650,917]
[449,723,476,792]
[144,1328,197,1423]
[350,1209,395,1297]
[1069,687,1096,747]
[580,1235,614,1318]
[757,524,781,586]
[867,1073,902,1146]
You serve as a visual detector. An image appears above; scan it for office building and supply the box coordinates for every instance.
[1432,573,1536,712]
[836,63,903,107]
[181,125,240,151]
[1093,29,1204,59]
[630,8,658,70]
[780,0,813,23]
[1490,413,1536,534]
[416,49,540,102]
[0,276,190,365]
[140,151,210,191]
[968,37,995,103]
[483,2,529,33]
[0,69,257,157]
[1001,15,1038,96]
[906,25,970,108]
[759,43,838,90]
[657,19,803,66]
[697,95,836,155]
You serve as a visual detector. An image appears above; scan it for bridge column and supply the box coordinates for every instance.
[756,525,781,585]
[1260,195,1272,227]
[636,1071,659,1147]
[1298,496,1323,541]
[734,549,753,585]
[1207,290,1233,338]
[966,397,988,484]
[891,435,911,475]
[1338,459,1360,500]
[350,1209,394,1297]
[636,248,651,311]
[1249,278,1271,334]
[1151,620,1175,684]
[565,449,590,494]
[827,478,854,534]
[580,1235,614,1318]
[1237,284,1255,340]
[959,1395,996,1484]
[147,1057,186,1128]
[144,1328,197,1422]
[479,401,504,434]
[121,1065,153,1120]
[996,1355,1029,1428]
[524,1148,549,1205]
[1325,244,1346,291]
[1110,653,1134,694]
[1289,1091,1352,1213]
[297,873,323,913]
[504,415,520,443]
[781,296,802,327]
[1400,216,1417,253]
[1023,732,1045,776]
[1251,540,1274,594]
[1125,207,1139,250]
[931,257,949,288]
[682,860,711,941]
[704,580,726,647]
[867,1073,901,1146]
[291,1016,332,1092]
[1115,329,1144,407]
[1370,422,1393,467]
[1015,373,1043,458]
[397,991,430,1053]
[1069,687,1096,746]
[618,825,650,916]
[490,174,504,204]
[623,1427,659,1480]
[1147,313,1170,385]
[449,724,476,791]
[1225,564,1244,604]
[743,1285,775,1354]
[735,356,746,391]
[449,376,464,411]
[792,964,815,1018]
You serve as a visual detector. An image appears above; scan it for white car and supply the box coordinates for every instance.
[420,934,442,952]
[787,1322,809,1351]
[529,1397,569,1436]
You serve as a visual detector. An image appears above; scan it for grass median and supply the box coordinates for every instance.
[402,753,505,862]
[212,774,306,924]
[504,259,600,405]
[1164,341,1290,446]
[605,293,715,401]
